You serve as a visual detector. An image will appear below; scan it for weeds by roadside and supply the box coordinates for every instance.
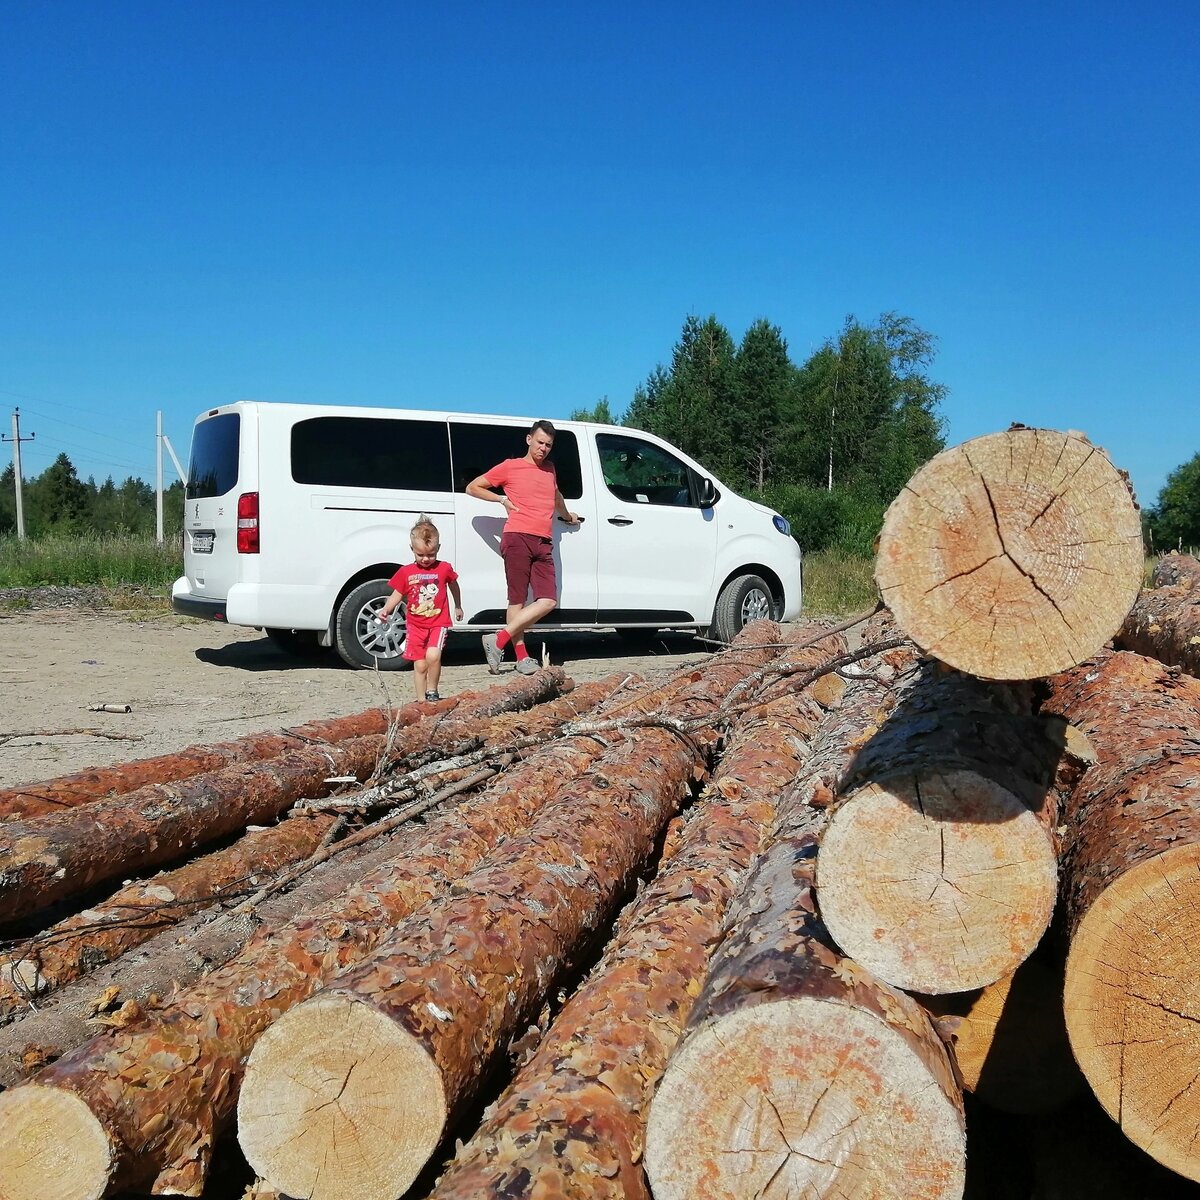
[0,533,181,590]
[802,549,876,616]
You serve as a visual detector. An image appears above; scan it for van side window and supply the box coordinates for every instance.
[450,423,583,500]
[597,434,695,507]
[186,413,240,499]
[291,418,451,490]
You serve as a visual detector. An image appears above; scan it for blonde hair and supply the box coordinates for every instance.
[410,513,440,551]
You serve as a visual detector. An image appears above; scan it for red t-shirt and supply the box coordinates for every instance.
[388,560,458,628]
[484,457,557,538]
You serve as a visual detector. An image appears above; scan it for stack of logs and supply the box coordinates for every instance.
[2,426,1200,1199]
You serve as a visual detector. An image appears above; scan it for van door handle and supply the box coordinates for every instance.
[607,516,634,526]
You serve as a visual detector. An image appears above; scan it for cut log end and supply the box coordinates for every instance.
[876,429,1143,679]
[238,993,446,1200]
[1064,841,1200,1182]
[818,769,1058,993]
[645,998,965,1200]
[0,1083,114,1200]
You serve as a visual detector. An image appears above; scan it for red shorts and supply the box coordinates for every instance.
[403,623,448,662]
[500,532,557,604]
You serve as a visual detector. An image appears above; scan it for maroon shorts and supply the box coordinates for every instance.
[500,532,557,604]
[403,623,448,662]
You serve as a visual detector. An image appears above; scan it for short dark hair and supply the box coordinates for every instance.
[530,419,556,439]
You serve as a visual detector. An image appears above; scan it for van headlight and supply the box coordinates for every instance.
[772,515,791,536]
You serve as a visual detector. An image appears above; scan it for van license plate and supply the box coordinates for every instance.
[192,532,215,554]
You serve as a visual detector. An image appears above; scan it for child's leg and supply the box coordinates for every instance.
[412,657,428,700]
[424,645,443,695]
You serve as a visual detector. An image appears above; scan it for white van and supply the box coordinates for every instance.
[172,402,802,669]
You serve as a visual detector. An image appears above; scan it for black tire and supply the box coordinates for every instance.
[334,580,408,670]
[711,574,777,644]
[264,628,327,658]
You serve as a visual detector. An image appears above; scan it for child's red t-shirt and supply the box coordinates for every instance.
[388,560,458,628]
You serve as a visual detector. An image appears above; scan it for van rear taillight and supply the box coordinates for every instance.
[237,492,260,554]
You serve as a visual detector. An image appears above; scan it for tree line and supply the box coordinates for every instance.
[575,311,948,554]
[0,455,184,539]
[1147,452,1200,552]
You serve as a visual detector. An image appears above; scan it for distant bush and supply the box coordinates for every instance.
[758,484,886,557]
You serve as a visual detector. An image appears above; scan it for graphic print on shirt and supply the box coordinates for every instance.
[410,579,440,619]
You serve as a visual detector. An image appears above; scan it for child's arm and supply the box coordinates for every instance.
[448,579,464,623]
[378,589,404,621]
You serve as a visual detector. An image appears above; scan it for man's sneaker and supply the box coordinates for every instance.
[425,690,441,701]
[515,656,539,675]
[482,632,503,674]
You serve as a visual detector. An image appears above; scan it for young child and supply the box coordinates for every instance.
[378,515,463,702]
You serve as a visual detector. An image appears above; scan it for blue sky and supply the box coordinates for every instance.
[2,2,1196,508]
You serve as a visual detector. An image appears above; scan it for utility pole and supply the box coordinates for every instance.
[2,409,35,539]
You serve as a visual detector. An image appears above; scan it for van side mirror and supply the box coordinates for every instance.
[697,478,718,508]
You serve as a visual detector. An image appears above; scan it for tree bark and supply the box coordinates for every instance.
[921,954,1083,1115]
[0,697,458,822]
[645,650,966,1200]
[876,427,1143,680]
[1150,551,1200,590]
[1116,577,1200,678]
[234,625,782,1200]
[817,664,1069,994]
[0,671,567,923]
[427,625,847,1200]
[1040,648,1200,1183]
[0,669,663,1198]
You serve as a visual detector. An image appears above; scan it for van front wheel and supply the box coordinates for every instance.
[334,580,408,670]
[711,574,776,644]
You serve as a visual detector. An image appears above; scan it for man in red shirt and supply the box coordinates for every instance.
[466,419,580,674]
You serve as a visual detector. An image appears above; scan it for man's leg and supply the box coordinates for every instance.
[508,540,557,672]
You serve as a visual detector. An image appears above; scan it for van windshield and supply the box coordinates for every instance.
[186,414,240,499]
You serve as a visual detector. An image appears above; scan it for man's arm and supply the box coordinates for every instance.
[554,488,581,524]
[466,473,517,515]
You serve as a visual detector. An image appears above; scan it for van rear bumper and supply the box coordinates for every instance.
[172,595,227,621]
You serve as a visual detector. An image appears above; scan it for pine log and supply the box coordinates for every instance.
[1040,648,1200,1182]
[1150,550,1200,590]
[876,427,1143,680]
[0,670,566,923]
[234,625,781,1200]
[428,625,848,1199]
[816,664,1069,994]
[1116,577,1200,678]
[922,955,1083,1115]
[0,698,457,822]
[0,668,670,1198]
[0,814,337,1022]
[645,653,966,1200]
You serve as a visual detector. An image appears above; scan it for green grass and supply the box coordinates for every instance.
[0,533,182,591]
[802,548,876,617]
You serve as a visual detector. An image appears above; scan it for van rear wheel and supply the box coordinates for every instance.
[265,628,326,658]
[711,574,776,644]
[334,580,408,670]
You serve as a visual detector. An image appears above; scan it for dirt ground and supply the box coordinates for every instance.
[0,607,714,789]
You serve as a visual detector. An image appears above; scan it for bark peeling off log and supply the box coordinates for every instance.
[0,698,458,822]
[646,651,965,1200]
[1116,578,1200,679]
[1041,649,1200,1183]
[0,672,646,1198]
[428,625,847,1200]
[876,427,1143,680]
[236,626,780,1200]
[817,665,1067,994]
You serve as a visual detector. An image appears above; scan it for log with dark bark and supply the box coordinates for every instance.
[234,625,782,1200]
[0,813,338,1022]
[427,625,848,1200]
[645,649,966,1200]
[922,954,1083,1115]
[1116,576,1200,678]
[1040,648,1200,1182]
[0,698,458,822]
[1150,551,1200,590]
[0,672,652,1198]
[876,427,1143,680]
[0,671,567,923]
[817,664,1070,994]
